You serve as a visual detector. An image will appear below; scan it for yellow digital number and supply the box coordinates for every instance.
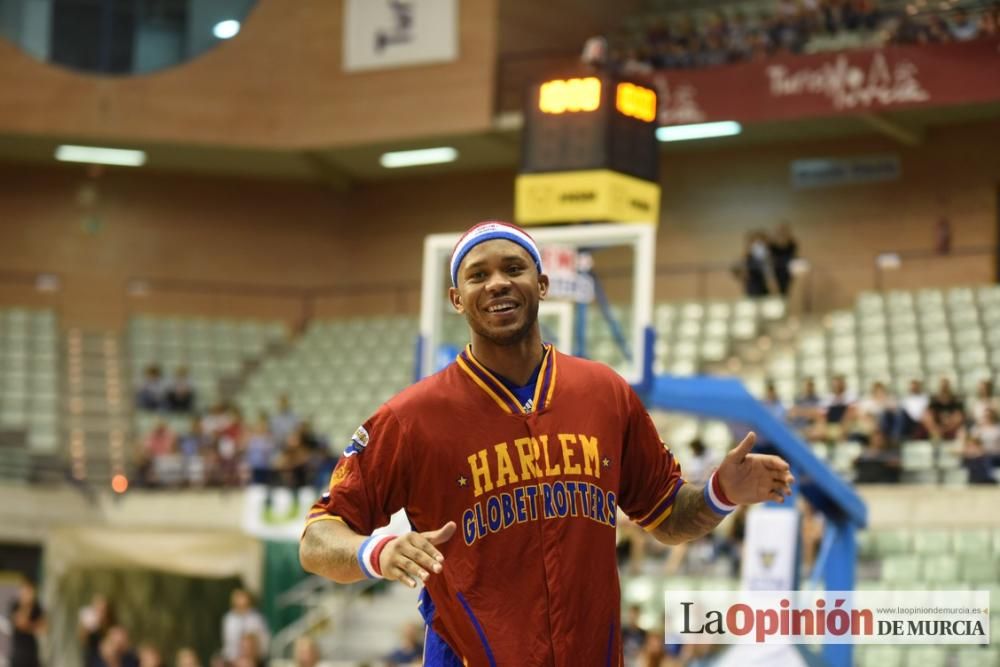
[539,77,601,115]
[615,82,657,123]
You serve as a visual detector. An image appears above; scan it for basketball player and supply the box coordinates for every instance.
[300,221,794,666]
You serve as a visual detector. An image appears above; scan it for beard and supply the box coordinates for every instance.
[466,299,539,346]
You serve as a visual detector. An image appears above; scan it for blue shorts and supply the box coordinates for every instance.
[419,588,464,666]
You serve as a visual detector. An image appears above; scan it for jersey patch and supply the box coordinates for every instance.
[343,425,370,457]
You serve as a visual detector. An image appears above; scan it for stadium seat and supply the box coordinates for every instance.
[922,555,961,584]
[904,645,948,667]
[881,555,922,585]
[913,530,953,555]
[859,644,903,667]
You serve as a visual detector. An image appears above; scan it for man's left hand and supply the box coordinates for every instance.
[716,432,794,505]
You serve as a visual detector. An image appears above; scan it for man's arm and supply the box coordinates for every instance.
[300,517,456,588]
[649,484,725,546]
[300,519,367,583]
[650,432,794,546]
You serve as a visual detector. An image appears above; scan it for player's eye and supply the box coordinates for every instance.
[506,264,524,275]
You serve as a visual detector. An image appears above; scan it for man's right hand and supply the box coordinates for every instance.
[379,521,456,588]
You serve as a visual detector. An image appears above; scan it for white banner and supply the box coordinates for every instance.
[343,0,458,72]
[664,590,990,645]
[741,505,799,591]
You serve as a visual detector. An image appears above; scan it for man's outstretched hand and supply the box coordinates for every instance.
[716,432,794,505]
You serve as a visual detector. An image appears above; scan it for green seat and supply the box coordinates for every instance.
[961,556,999,585]
[954,529,992,555]
[874,530,912,556]
[904,645,948,667]
[923,555,961,584]
[860,644,903,667]
[881,555,922,585]
[914,529,953,555]
[956,646,998,667]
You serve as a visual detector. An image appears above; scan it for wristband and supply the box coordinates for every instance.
[704,470,738,516]
[357,535,395,579]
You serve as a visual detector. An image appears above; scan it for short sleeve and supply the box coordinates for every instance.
[303,405,410,536]
[617,386,684,532]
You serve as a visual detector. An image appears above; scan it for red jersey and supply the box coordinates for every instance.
[305,345,683,666]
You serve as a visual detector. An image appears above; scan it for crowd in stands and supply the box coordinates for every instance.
[135,393,336,496]
[600,0,999,72]
[773,374,1000,483]
[136,365,197,413]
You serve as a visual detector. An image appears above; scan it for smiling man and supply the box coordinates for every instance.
[300,221,794,666]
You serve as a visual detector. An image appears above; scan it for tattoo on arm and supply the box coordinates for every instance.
[651,484,724,546]
[301,520,365,583]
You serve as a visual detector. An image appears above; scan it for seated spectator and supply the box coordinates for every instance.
[78,594,115,667]
[683,438,720,485]
[176,417,208,487]
[235,634,265,667]
[135,364,166,411]
[972,407,1000,463]
[269,395,300,445]
[962,435,997,485]
[856,381,903,443]
[292,636,329,667]
[949,8,979,40]
[202,402,234,438]
[622,604,648,662]
[761,380,787,422]
[969,379,1000,427]
[244,415,276,485]
[853,430,901,483]
[899,379,930,439]
[165,366,196,413]
[925,378,966,440]
[136,644,162,667]
[93,626,137,667]
[980,6,998,36]
[174,648,201,667]
[817,374,858,440]
[151,438,185,488]
[9,576,45,667]
[787,377,823,435]
[221,589,269,665]
[215,407,245,487]
[138,420,175,486]
[385,622,423,666]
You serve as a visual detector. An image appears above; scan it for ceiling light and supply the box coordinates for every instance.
[380,147,458,169]
[213,20,241,40]
[55,145,146,167]
[656,121,742,142]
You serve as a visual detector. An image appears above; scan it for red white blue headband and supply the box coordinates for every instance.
[450,221,543,286]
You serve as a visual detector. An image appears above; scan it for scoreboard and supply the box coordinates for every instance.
[515,73,661,225]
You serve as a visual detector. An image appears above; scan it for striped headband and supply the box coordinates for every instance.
[450,221,543,286]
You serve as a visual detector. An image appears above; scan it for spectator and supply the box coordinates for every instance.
[899,379,930,439]
[818,374,857,440]
[165,366,196,413]
[151,437,185,488]
[969,379,1000,427]
[8,577,44,667]
[175,648,201,667]
[621,604,648,662]
[787,377,823,434]
[684,438,720,485]
[980,5,999,36]
[136,644,163,667]
[236,633,265,667]
[925,377,966,440]
[853,430,901,483]
[768,222,798,296]
[385,622,423,666]
[139,420,175,486]
[949,8,979,40]
[176,417,208,487]
[216,407,246,487]
[962,435,997,485]
[135,364,166,411]
[269,395,300,445]
[93,626,137,667]
[202,402,234,438]
[292,636,327,667]
[971,407,1000,463]
[739,230,776,297]
[78,594,115,667]
[221,589,269,664]
[244,415,276,485]
[856,381,904,443]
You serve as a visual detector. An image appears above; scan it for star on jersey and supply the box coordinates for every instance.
[602,457,612,469]
[457,476,468,488]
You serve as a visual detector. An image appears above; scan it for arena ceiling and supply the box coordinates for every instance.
[0,100,996,189]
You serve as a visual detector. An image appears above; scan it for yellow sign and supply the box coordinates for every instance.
[539,77,601,114]
[616,82,657,123]
[515,170,661,225]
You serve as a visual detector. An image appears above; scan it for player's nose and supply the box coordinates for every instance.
[484,270,512,293]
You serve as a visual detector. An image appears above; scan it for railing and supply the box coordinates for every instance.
[0,269,65,320]
[872,245,996,293]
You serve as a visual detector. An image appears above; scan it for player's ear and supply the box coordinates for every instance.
[448,286,465,314]
[537,273,550,301]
